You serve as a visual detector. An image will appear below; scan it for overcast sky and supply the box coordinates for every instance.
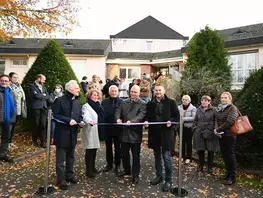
[62,0,263,40]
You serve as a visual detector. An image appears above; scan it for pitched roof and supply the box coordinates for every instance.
[107,49,182,61]
[0,38,111,55]
[218,23,263,42]
[110,16,189,40]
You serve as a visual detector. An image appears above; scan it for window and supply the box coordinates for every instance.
[146,41,153,51]
[119,67,140,83]
[0,59,5,74]
[229,51,258,84]
[11,59,28,68]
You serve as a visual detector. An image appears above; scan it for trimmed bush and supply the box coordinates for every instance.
[235,67,263,169]
[180,26,231,105]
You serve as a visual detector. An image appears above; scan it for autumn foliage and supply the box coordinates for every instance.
[0,0,79,42]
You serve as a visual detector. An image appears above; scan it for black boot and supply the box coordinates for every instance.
[207,151,214,174]
[197,165,204,172]
[132,175,139,184]
[103,164,113,172]
[150,176,163,185]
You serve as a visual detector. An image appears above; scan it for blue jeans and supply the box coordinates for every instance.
[153,148,172,183]
[51,120,56,139]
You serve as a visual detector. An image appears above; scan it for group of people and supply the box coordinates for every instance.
[0,72,239,193]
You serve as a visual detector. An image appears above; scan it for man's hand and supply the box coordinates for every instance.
[69,119,77,126]
[79,121,85,127]
[126,120,131,125]
[144,121,149,128]
[214,129,221,137]
[117,119,122,124]
[89,120,96,126]
[166,121,172,128]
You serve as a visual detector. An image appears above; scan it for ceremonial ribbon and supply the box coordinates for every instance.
[53,118,178,126]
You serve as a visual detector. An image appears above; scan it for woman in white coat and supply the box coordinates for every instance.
[82,89,103,178]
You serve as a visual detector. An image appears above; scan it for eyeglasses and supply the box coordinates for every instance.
[0,80,9,83]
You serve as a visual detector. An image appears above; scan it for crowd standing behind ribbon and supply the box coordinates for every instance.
[0,72,239,191]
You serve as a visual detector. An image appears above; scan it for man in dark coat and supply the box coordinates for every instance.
[28,74,49,148]
[102,76,119,98]
[52,80,84,190]
[80,76,88,94]
[115,85,146,184]
[146,84,180,192]
[101,85,123,174]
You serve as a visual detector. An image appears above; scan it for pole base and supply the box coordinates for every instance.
[35,186,56,196]
[170,187,188,197]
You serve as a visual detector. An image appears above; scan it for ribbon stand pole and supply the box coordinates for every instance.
[171,109,188,197]
[35,109,56,196]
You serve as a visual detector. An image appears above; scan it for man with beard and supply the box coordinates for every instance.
[146,84,180,192]
[28,74,49,148]
[102,85,123,174]
[115,85,146,184]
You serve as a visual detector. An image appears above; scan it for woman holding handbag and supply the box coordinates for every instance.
[192,95,218,174]
[214,92,238,185]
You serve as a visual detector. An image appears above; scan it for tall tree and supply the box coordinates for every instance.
[0,0,79,42]
[180,26,231,105]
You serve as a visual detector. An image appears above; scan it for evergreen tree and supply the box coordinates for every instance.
[235,67,263,169]
[180,26,231,105]
[22,39,78,92]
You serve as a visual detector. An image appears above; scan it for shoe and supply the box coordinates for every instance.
[103,165,113,172]
[197,165,204,172]
[117,170,131,177]
[207,168,213,174]
[162,182,172,192]
[223,177,235,185]
[150,176,163,185]
[66,177,78,184]
[222,173,230,180]
[86,174,96,179]
[40,142,46,148]
[93,168,101,174]
[115,166,121,175]
[0,156,14,163]
[33,141,39,147]
[57,180,70,190]
[132,176,139,184]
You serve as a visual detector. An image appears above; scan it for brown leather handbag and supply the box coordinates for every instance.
[230,109,253,136]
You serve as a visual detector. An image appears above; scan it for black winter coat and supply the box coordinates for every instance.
[102,97,123,137]
[52,92,82,148]
[115,98,146,143]
[28,82,49,109]
[147,95,180,150]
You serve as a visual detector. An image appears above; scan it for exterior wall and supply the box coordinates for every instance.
[106,64,119,80]
[111,38,187,52]
[2,54,106,83]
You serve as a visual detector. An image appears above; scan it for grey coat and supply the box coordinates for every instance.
[178,104,196,128]
[192,105,219,151]
[115,98,147,143]
[81,103,100,149]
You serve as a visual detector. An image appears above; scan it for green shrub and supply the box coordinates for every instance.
[180,26,231,105]
[21,39,85,131]
[235,67,263,169]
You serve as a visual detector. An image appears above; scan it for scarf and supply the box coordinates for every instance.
[10,82,26,100]
[183,103,191,110]
[87,99,105,123]
[0,86,16,125]
[218,102,232,112]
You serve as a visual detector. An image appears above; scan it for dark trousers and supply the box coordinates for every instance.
[0,124,11,157]
[121,142,141,177]
[10,115,20,143]
[105,135,121,168]
[32,109,47,144]
[198,150,214,169]
[56,146,75,184]
[85,149,97,176]
[219,136,237,177]
[153,147,172,183]
[182,127,193,160]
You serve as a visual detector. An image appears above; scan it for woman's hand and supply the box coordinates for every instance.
[89,120,96,126]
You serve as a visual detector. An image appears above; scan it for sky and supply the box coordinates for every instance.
[60,0,263,40]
